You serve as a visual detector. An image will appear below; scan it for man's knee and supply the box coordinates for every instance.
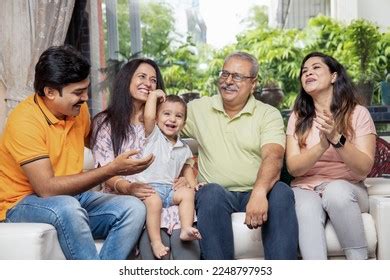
[268,181,294,205]
[195,183,227,211]
[117,195,146,219]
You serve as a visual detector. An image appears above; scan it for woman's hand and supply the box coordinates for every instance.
[173,177,190,190]
[118,181,155,200]
[314,110,339,146]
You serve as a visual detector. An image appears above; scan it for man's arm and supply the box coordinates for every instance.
[244,143,284,229]
[22,150,154,197]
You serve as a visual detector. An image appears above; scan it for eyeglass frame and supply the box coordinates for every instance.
[218,70,256,82]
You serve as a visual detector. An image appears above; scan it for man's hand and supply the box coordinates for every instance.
[245,188,268,229]
[110,150,154,176]
[173,176,190,190]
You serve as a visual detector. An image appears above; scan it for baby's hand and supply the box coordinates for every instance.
[150,89,166,102]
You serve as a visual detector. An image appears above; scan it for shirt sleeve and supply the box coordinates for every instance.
[184,145,194,166]
[4,112,49,165]
[260,106,286,148]
[352,105,377,138]
[182,101,196,138]
[286,112,297,136]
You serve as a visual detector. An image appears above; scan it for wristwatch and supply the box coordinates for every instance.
[330,134,346,148]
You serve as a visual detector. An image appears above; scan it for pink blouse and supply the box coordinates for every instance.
[286,105,376,190]
[92,117,181,234]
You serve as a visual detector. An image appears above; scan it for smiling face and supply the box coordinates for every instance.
[218,57,256,108]
[156,101,186,143]
[44,78,90,119]
[300,56,337,97]
[129,63,158,104]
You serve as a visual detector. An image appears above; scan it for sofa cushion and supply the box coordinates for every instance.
[0,223,65,260]
[326,213,377,258]
[231,212,377,259]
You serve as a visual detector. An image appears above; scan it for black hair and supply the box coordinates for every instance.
[293,51,358,147]
[34,45,90,97]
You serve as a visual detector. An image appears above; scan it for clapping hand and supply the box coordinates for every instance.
[314,110,338,148]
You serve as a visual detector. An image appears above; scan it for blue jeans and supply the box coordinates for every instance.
[150,183,174,208]
[5,191,146,259]
[195,182,298,259]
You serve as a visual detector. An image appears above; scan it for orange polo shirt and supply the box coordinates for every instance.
[0,94,90,220]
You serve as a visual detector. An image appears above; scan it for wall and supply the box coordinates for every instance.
[331,0,390,30]
[357,0,390,31]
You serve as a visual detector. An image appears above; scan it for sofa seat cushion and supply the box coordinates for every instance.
[0,223,65,260]
[326,213,377,258]
[231,212,377,259]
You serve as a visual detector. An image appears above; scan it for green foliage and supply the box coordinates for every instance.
[240,5,269,30]
[344,19,381,84]
[106,3,390,107]
[111,0,175,60]
[140,1,175,60]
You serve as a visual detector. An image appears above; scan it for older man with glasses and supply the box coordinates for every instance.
[182,51,298,260]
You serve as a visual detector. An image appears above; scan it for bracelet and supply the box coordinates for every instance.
[113,178,127,193]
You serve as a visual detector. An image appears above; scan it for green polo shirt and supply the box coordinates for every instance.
[182,94,285,192]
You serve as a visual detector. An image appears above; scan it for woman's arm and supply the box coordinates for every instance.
[332,134,376,176]
[286,132,329,177]
[315,110,376,177]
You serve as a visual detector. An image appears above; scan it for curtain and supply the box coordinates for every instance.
[0,0,75,116]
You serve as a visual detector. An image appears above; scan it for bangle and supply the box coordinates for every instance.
[113,178,126,193]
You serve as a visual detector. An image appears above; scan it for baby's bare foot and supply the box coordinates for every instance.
[151,242,169,259]
[180,227,202,241]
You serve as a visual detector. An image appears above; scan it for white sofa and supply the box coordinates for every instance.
[1,148,390,260]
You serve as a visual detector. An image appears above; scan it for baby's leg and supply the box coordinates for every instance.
[144,193,169,259]
[172,187,201,241]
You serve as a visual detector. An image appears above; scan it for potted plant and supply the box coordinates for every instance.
[380,74,390,105]
[254,62,284,108]
[345,19,381,106]
[255,79,284,108]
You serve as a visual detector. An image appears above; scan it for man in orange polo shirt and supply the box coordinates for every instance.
[0,45,154,259]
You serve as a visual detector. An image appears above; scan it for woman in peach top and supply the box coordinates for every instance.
[286,52,376,259]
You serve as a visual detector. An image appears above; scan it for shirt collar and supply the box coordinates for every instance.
[34,94,75,125]
[211,93,256,117]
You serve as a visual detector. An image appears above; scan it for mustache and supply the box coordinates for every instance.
[220,84,238,91]
[75,101,85,106]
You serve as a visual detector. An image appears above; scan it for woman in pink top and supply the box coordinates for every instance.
[286,52,376,259]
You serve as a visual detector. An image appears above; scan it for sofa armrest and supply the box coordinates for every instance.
[0,223,65,260]
[365,177,390,196]
[369,195,390,259]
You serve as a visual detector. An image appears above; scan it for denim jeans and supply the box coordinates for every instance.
[195,182,298,259]
[5,191,146,259]
[150,183,174,208]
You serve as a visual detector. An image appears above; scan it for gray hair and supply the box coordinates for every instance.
[224,52,259,77]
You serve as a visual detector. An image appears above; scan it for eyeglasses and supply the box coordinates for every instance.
[218,70,255,82]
